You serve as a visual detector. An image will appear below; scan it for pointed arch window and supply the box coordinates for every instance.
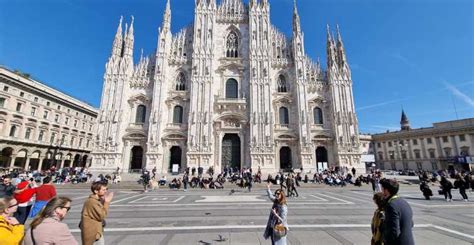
[279,107,289,125]
[277,75,288,93]
[225,79,238,99]
[173,105,183,124]
[313,107,323,124]
[175,72,186,91]
[136,105,146,123]
[226,31,239,58]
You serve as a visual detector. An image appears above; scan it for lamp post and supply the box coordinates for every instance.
[53,138,64,170]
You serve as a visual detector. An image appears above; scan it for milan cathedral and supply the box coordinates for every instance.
[91,0,363,174]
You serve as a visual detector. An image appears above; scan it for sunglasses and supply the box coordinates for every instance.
[61,206,71,212]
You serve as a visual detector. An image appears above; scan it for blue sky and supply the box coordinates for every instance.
[0,0,473,134]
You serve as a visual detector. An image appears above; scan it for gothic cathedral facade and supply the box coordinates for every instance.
[91,0,363,174]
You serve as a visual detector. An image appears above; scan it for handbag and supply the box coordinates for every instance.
[273,223,287,238]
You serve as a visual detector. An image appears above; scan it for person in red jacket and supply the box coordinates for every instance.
[29,176,56,218]
[13,180,36,224]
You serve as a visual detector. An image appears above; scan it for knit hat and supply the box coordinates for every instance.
[16,181,29,189]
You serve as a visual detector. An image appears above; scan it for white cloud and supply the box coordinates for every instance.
[445,82,474,107]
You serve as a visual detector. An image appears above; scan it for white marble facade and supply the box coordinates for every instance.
[91,0,363,174]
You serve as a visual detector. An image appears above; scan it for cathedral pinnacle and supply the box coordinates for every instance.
[162,0,171,32]
[123,16,135,58]
[111,16,123,57]
[292,0,301,34]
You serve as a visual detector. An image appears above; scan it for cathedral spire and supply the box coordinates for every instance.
[123,16,134,58]
[336,24,348,66]
[292,0,301,34]
[400,109,411,131]
[326,24,336,68]
[111,16,123,57]
[162,0,171,33]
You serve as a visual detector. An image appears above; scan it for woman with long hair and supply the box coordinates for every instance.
[0,197,24,244]
[264,183,289,245]
[23,196,77,245]
[371,192,385,245]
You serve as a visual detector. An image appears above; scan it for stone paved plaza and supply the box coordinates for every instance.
[57,183,474,245]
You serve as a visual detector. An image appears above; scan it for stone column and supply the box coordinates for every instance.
[37,157,45,171]
[24,156,31,171]
[450,135,459,156]
[60,157,65,169]
[9,154,16,169]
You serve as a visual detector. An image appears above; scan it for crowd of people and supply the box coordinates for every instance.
[1,164,472,244]
[418,170,472,202]
[140,166,261,193]
[0,171,114,245]
[0,166,94,187]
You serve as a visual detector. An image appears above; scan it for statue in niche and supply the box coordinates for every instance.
[263,68,267,77]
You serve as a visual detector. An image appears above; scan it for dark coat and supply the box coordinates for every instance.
[0,184,15,198]
[383,196,414,245]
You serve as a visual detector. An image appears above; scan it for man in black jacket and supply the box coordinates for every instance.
[380,178,415,245]
[0,176,16,198]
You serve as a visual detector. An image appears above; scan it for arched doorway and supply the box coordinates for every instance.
[279,147,292,171]
[14,150,27,168]
[29,151,41,170]
[222,134,241,171]
[42,152,53,170]
[169,146,182,172]
[73,154,81,168]
[64,154,72,168]
[0,147,14,168]
[81,155,88,168]
[130,146,144,170]
[316,146,328,171]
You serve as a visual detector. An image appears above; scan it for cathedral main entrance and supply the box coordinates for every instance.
[316,146,328,171]
[169,146,182,172]
[130,146,144,170]
[221,134,241,171]
[280,147,292,171]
